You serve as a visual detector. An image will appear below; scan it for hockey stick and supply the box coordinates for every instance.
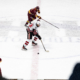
[42,18,59,29]
[40,39,49,52]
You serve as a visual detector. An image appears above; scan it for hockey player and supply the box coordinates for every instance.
[0,58,2,77]
[25,6,41,26]
[22,20,41,50]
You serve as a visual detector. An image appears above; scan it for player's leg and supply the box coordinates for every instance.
[22,32,33,50]
[32,33,41,46]
[32,31,41,46]
[22,40,29,50]
[32,36,38,46]
[36,33,42,40]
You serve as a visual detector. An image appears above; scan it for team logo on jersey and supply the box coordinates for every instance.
[29,23,33,27]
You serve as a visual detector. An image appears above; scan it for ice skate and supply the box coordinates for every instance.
[32,41,37,46]
[22,45,27,50]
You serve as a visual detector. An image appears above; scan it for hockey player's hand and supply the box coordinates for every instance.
[37,16,41,19]
[38,11,40,14]
[38,35,41,40]
[36,33,42,40]
[39,16,41,19]
[33,29,38,35]
[38,10,40,14]
[25,22,28,27]
[39,36,41,40]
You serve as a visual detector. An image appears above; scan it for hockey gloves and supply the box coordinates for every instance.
[33,29,41,40]
[37,16,41,19]
[36,34,42,40]
[33,29,38,35]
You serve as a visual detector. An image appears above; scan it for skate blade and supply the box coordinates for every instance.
[32,44,37,46]
[21,48,27,51]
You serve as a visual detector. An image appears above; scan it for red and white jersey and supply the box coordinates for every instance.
[27,23,38,31]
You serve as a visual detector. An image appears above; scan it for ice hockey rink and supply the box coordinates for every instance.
[0,0,80,79]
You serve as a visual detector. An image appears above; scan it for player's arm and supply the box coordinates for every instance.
[33,27,41,40]
[28,9,34,15]
[32,25,38,35]
[33,29,38,35]
[35,14,41,19]
[28,10,32,14]
[26,24,33,32]
[38,10,40,13]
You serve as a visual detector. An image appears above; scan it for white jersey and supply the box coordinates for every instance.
[27,23,38,31]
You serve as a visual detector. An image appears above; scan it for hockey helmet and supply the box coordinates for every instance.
[36,6,39,10]
[0,58,2,62]
[36,20,40,27]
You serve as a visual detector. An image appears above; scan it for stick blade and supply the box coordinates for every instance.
[46,50,49,52]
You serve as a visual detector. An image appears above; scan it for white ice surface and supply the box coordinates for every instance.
[0,0,80,79]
